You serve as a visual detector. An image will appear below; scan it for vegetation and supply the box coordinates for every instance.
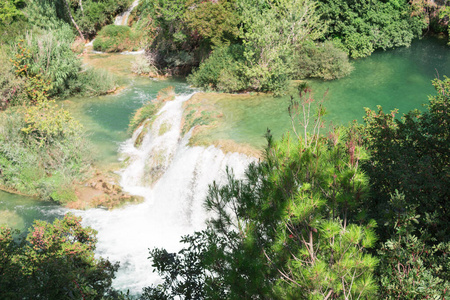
[142,79,449,299]
[0,213,123,299]
[129,86,176,134]
[317,0,426,58]
[127,0,435,93]
[0,0,449,297]
[0,101,92,202]
[93,25,141,52]
[132,54,158,76]
[0,0,119,103]
[68,0,133,39]
[0,48,26,109]
[0,0,120,204]
[0,0,27,43]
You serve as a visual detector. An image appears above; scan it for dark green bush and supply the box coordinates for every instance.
[318,0,426,58]
[188,45,248,92]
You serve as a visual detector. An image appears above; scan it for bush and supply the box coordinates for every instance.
[0,214,120,299]
[76,68,117,96]
[188,45,248,92]
[0,48,27,109]
[295,41,354,80]
[0,103,93,200]
[11,26,82,99]
[93,25,140,52]
[50,187,78,204]
[131,54,158,76]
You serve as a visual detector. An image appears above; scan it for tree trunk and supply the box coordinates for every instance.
[63,0,84,41]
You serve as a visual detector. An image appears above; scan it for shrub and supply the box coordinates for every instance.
[71,36,85,54]
[0,48,27,109]
[11,27,83,99]
[0,104,93,199]
[76,67,117,96]
[188,45,247,92]
[50,187,78,204]
[93,25,140,52]
[295,41,354,80]
[131,54,158,76]
[0,214,120,299]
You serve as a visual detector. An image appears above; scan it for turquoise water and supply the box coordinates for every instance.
[0,191,63,232]
[208,37,450,147]
[1,37,449,229]
[65,77,192,166]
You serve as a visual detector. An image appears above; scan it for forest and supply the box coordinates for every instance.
[0,0,449,299]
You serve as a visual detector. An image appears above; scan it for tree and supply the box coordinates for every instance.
[362,77,450,240]
[238,0,325,93]
[184,0,240,48]
[377,192,450,299]
[317,0,426,58]
[142,87,378,299]
[0,213,119,299]
[362,77,450,297]
[62,0,85,40]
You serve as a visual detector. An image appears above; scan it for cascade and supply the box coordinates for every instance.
[114,0,140,26]
[74,93,255,293]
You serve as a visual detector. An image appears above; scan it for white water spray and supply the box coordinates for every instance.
[75,93,254,293]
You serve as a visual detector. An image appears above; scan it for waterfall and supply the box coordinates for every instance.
[114,0,140,26]
[74,93,255,293]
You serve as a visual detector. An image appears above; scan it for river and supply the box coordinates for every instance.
[0,36,449,294]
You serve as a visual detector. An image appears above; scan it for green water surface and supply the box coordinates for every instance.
[207,37,450,147]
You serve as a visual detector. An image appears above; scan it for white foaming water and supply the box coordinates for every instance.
[115,0,140,26]
[74,93,254,294]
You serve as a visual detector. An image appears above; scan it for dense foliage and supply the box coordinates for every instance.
[0,213,120,299]
[317,0,426,58]
[93,25,141,52]
[0,0,26,43]
[67,0,133,39]
[362,77,450,298]
[0,0,449,297]
[363,77,449,240]
[0,0,119,105]
[131,0,353,93]
[127,0,438,93]
[142,79,449,298]
[0,101,92,202]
